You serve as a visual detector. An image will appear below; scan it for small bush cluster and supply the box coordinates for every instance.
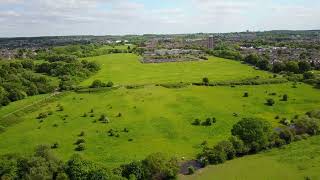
[192,118,217,126]
[90,80,113,88]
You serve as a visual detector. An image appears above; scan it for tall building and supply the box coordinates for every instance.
[207,35,214,49]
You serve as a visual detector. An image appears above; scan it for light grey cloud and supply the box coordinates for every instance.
[0,0,320,37]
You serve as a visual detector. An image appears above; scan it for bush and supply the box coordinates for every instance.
[79,131,85,137]
[75,144,85,151]
[282,94,288,101]
[214,140,236,160]
[243,92,249,97]
[51,142,59,149]
[142,153,179,180]
[202,77,209,85]
[293,116,320,135]
[192,119,201,126]
[106,81,114,87]
[279,127,295,144]
[90,80,104,88]
[202,118,212,126]
[266,98,275,106]
[229,136,248,156]
[75,138,85,145]
[37,112,48,119]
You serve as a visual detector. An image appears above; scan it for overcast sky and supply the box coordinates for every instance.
[0,0,319,37]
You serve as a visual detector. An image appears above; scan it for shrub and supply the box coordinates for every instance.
[90,80,105,88]
[79,131,85,137]
[279,127,295,144]
[142,153,179,180]
[82,113,87,117]
[202,118,212,126]
[106,81,114,87]
[187,166,195,175]
[37,112,48,119]
[243,92,249,97]
[58,106,64,111]
[293,116,320,135]
[266,98,275,106]
[214,140,236,160]
[75,138,85,145]
[99,114,109,123]
[202,77,209,85]
[75,144,85,151]
[120,161,145,179]
[51,142,59,149]
[212,117,217,123]
[282,94,288,101]
[192,119,201,126]
[229,136,248,156]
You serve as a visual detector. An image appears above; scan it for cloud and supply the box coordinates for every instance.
[0,0,319,37]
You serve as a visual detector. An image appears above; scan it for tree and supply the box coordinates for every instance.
[298,61,311,73]
[244,54,259,65]
[303,71,315,80]
[231,118,273,152]
[272,62,286,73]
[285,61,299,74]
[257,59,270,70]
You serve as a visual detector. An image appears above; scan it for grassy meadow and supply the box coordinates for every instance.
[80,54,273,86]
[1,52,320,179]
[0,83,319,167]
[180,135,320,180]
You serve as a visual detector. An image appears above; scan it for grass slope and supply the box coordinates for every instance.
[0,83,319,167]
[180,136,320,180]
[80,54,272,86]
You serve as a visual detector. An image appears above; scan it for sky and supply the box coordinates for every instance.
[0,0,320,37]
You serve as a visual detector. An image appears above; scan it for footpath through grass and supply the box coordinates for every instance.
[80,54,273,86]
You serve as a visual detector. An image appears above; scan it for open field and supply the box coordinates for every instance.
[180,135,320,180]
[80,54,273,86]
[0,83,319,167]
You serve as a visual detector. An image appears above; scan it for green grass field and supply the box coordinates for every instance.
[80,54,273,86]
[1,53,320,179]
[180,135,320,180]
[0,83,319,167]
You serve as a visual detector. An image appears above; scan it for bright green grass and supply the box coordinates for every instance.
[0,83,319,167]
[180,135,320,180]
[0,94,50,118]
[80,54,273,86]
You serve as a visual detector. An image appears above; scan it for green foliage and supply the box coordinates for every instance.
[293,116,320,135]
[285,61,300,74]
[142,153,179,180]
[231,118,273,152]
[266,98,275,106]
